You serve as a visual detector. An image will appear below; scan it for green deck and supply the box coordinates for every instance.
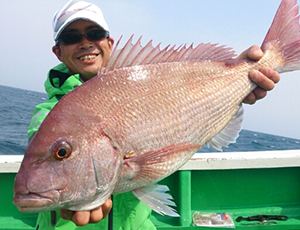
[151,167,300,229]
[1,166,300,229]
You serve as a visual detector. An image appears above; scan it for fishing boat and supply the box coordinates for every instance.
[1,149,300,229]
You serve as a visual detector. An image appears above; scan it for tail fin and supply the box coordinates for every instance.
[262,0,300,73]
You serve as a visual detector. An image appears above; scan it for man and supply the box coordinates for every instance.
[28,0,280,229]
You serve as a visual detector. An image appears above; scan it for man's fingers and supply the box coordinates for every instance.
[59,198,113,226]
[89,206,104,223]
[72,210,91,226]
[249,69,276,91]
[238,45,263,60]
[101,198,113,219]
[59,209,74,220]
[259,67,280,84]
[243,92,257,105]
[239,46,280,105]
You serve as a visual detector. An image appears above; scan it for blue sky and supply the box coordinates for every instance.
[1,0,300,139]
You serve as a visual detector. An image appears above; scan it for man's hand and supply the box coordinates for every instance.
[59,198,112,226]
[239,45,280,104]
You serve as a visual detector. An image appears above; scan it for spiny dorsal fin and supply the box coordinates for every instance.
[102,35,237,74]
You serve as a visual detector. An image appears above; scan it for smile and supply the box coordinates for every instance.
[78,54,98,61]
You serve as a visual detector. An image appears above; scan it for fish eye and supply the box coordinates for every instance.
[52,140,72,160]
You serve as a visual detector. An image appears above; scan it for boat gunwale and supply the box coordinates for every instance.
[1,149,300,173]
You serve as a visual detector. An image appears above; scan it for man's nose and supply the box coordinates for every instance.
[79,36,93,49]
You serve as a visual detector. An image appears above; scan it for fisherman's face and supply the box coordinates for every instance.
[53,20,114,82]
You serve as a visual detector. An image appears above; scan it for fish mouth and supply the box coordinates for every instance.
[13,190,60,213]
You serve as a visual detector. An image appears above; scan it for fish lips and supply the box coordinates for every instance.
[13,190,60,213]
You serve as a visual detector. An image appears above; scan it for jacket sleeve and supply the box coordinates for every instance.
[27,96,59,140]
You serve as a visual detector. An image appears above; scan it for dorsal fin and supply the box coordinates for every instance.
[102,35,237,74]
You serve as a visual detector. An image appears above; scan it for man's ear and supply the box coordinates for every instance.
[52,45,64,62]
[108,37,114,52]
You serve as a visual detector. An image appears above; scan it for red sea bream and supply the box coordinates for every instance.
[13,0,300,216]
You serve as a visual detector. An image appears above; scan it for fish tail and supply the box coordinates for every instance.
[261,0,300,73]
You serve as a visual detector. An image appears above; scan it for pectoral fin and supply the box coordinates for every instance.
[113,142,200,216]
[123,142,200,185]
[132,184,179,217]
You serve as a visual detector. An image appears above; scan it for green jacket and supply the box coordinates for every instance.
[28,63,155,230]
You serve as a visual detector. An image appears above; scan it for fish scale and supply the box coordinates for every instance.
[96,62,250,154]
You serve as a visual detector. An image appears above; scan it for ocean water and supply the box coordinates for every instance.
[0,85,46,155]
[0,84,299,155]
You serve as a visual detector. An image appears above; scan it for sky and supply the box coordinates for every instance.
[1,0,300,140]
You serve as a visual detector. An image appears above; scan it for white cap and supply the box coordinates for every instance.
[53,0,109,41]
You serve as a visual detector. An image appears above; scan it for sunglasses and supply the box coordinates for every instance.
[56,29,110,45]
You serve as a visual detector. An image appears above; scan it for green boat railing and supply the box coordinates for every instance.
[1,150,300,229]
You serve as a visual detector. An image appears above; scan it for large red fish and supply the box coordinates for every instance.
[13,0,300,216]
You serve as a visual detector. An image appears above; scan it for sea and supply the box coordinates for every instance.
[0,84,300,155]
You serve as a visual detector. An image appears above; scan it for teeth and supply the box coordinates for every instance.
[79,55,97,61]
